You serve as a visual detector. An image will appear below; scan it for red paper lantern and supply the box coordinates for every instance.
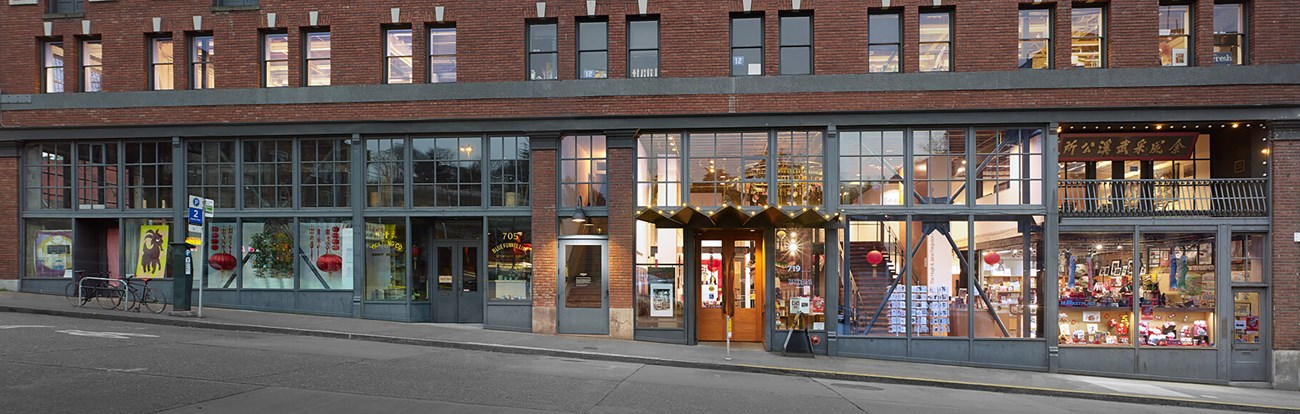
[208,252,237,272]
[316,254,343,273]
[810,335,822,346]
[983,251,1001,266]
[866,250,884,266]
[410,245,422,258]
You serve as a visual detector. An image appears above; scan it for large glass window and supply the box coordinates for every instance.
[242,140,294,209]
[186,140,237,209]
[578,20,608,79]
[918,11,951,72]
[913,129,967,204]
[191,35,215,89]
[560,135,608,208]
[628,18,659,78]
[839,131,904,206]
[688,132,768,207]
[489,136,530,207]
[731,15,763,76]
[25,218,73,278]
[263,33,289,87]
[843,219,907,336]
[365,138,405,208]
[974,128,1045,206]
[528,22,558,80]
[76,143,119,209]
[1018,9,1052,69]
[775,131,824,206]
[779,14,812,75]
[488,217,532,302]
[298,219,353,290]
[868,12,901,73]
[429,27,457,83]
[305,32,331,86]
[150,37,174,90]
[1140,233,1215,347]
[412,137,481,207]
[385,29,413,84]
[1071,7,1105,68]
[124,218,174,279]
[1231,234,1265,283]
[242,218,294,289]
[81,40,102,92]
[1213,3,1245,65]
[1058,233,1134,346]
[300,138,351,208]
[1159,4,1192,66]
[124,142,173,209]
[635,221,684,328]
[775,228,826,330]
[636,133,682,207]
[971,220,1043,338]
[365,218,407,300]
[203,219,238,289]
[906,220,966,337]
[43,41,64,93]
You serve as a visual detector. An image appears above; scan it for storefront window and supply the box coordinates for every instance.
[186,140,237,209]
[636,133,682,207]
[775,228,826,331]
[76,142,119,209]
[1058,234,1134,346]
[561,135,608,207]
[913,129,966,205]
[1159,4,1191,67]
[775,131,824,206]
[972,220,1043,338]
[365,138,405,208]
[25,218,73,278]
[974,129,1044,206]
[300,139,351,208]
[1140,233,1215,347]
[125,141,173,209]
[124,218,173,279]
[25,143,72,210]
[242,140,294,209]
[635,221,684,329]
[241,219,294,289]
[203,219,238,289]
[843,219,907,336]
[1231,234,1264,283]
[839,131,904,206]
[413,137,482,207]
[488,217,532,302]
[365,218,407,301]
[689,132,768,207]
[906,221,964,337]
[489,136,530,207]
[298,219,353,290]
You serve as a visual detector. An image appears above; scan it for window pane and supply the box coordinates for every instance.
[307,32,331,59]
[629,50,659,78]
[1160,35,1190,67]
[386,29,412,56]
[431,56,457,83]
[775,229,825,330]
[731,17,762,48]
[265,61,288,87]
[780,46,811,75]
[579,51,608,79]
[429,27,456,55]
[919,13,950,42]
[973,221,1044,338]
[780,16,810,46]
[1213,4,1241,34]
[1160,5,1190,35]
[1139,233,1216,348]
[307,60,331,86]
[578,21,607,51]
[529,53,558,80]
[636,222,684,328]
[1072,7,1103,38]
[629,20,658,49]
[919,43,950,72]
[388,57,413,83]
[488,217,532,301]
[869,14,900,44]
[242,219,294,289]
[1019,40,1050,69]
[1020,9,1052,39]
[868,45,899,73]
[298,219,353,290]
[365,219,408,300]
[264,34,288,60]
[529,24,557,52]
[731,48,763,76]
[26,218,74,278]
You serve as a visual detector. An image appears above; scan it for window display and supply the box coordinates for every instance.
[365,219,407,301]
[1058,234,1134,345]
[298,219,353,290]
[843,219,907,336]
[242,219,294,289]
[1139,233,1214,347]
[635,221,684,329]
[973,220,1042,338]
[25,218,73,278]
[488,217,532,302]
[775,229,825,331]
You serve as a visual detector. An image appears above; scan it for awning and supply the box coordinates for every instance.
[636,205,837,228]
[744,206,792,227]
[635,208,685,228]
[709,205,751,228]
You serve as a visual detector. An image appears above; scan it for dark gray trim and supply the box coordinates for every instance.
[1269,122,1300,141]
[4,64,1299,112]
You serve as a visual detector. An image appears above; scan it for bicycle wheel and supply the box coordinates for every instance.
[96,287,123,310]
[142,286,168,314]
[65,282,87,307]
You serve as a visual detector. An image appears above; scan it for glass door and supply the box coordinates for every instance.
[557,239,609,334]
[696,231,764,342]
[1231,289,1268,381]
[432,242,483,323]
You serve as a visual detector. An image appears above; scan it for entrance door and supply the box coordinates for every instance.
[697,232,764,342]
[557,240,609,334]
[1230,289,1268,381]
[432,242,483,323]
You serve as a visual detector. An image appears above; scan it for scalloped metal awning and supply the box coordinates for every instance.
[635,205,837,228]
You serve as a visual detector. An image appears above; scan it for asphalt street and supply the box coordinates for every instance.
[0,312,1246,414]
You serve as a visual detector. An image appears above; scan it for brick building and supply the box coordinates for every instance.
[1,0,1298,388]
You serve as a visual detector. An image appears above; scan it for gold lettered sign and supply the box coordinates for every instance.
[1059,132,1199,161]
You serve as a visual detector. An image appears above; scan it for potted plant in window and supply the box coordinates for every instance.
[249,226,294,289]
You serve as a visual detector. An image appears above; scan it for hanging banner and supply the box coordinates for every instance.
[135,224,170,278]
[34,230,73,278]
[1058,132,1198,161]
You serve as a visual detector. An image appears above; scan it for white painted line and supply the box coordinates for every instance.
[56,330,159,339]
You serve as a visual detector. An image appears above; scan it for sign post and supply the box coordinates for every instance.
[725,315,733,361]
[173,196,204,312]
[197,198,214,318]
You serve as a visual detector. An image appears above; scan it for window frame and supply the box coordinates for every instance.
[1158,2,1194,67]
[527,21,559,81]
[42,40,64,94]
[428,24,457,83]
[262,32,289,88]
[627,16,660,78]
[303,30,331,86]
[1212,2,1247,66]
[48,0,83,14]
[730,14,765,77]
[384,27,414,84]
[559,135,609,208]
[214,0,258,7]
[149,36,174,91]
[488,136,531,207]
[80,39,102,92]
[1070,6,1106,68]
[868,11,902,73]
[779,13,813,75]
[918,10,952,73]
[1018,7,1054,70]
[190,34,216,90]
[577,18,609,79]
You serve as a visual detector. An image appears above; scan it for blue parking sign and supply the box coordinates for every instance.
[188,196,204,226]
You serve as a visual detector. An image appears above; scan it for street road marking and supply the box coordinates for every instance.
[104,368,148,373]
[0,325,53,329]
[56,330,159,339]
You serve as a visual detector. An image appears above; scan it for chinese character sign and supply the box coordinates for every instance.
[1059,133,1197,161]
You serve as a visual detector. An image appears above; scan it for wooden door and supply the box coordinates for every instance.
[697,232,764,342]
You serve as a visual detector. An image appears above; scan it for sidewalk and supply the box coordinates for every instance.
[2,291,1296,413]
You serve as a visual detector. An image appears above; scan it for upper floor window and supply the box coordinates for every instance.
[731,15,763,76]
[1159,4,1192,66]
[412,137,482,207]
[1071,7,1105,68]
[150,37,174,91]
[918,11,951,72]
[1018,8,1052,69]
[385,29,413,84]
[42,41,64,93]
[48,0,82,14]
[1213,3,1245,65]
[215,0,258,6]
[489,136,531,207]
[263,33,289,88]
[24,143,72,209]
[578,20,609,79]
[80,40,102,92]
[868,12,901,73]
[628,18,659,78]
[779,14,812,75]
[636,133,681,207]
[429,26,457,83]
[305,31,331,86]
[561,135,607,207]
[191,35,215,89]
[528,22,558,80]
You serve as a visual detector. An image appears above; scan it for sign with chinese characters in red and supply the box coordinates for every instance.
[1058,132,1199,161]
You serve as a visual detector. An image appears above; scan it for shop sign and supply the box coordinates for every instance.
[1058,132,1198,161]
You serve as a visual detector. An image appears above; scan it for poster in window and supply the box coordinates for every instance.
[34,230,73,278]
[649,282,674,317]
[135,224,170,278]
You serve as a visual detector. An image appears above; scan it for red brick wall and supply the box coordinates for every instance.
[0,157,17,281]
[531,148,557,309]
[607,146,634,310]
[1271,135,1300,351]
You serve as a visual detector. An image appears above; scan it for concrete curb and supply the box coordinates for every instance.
[4,304,1296,414]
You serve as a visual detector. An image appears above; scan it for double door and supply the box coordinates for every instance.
[697,231,764,342]
[432,241,483,323]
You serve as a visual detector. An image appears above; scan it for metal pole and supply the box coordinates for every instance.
[725,314,732,360]
[198,224,206,318]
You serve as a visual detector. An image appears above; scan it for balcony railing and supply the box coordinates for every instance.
[1058,178,1267,218]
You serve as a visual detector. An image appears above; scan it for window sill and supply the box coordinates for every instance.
[43,12,85,20]
[211,5,260,12]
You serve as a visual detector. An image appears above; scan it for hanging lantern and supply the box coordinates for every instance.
[866,250,884,266]
[208,252,237,272]
[410,245,422,258]
[316,254,343,273]
[984,251,1001,266]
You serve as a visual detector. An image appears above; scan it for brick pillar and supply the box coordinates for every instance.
[606,130,638,339]
[0,142,20,290]
[1270,123,1300,390]
[531,133,560,334]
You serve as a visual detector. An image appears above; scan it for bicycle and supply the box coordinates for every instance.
[64,271,123,310]
[119,274,169,314]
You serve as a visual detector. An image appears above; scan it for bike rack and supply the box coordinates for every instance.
[76,276,131,311]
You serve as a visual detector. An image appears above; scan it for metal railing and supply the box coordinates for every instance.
[1058,178,1267,217]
